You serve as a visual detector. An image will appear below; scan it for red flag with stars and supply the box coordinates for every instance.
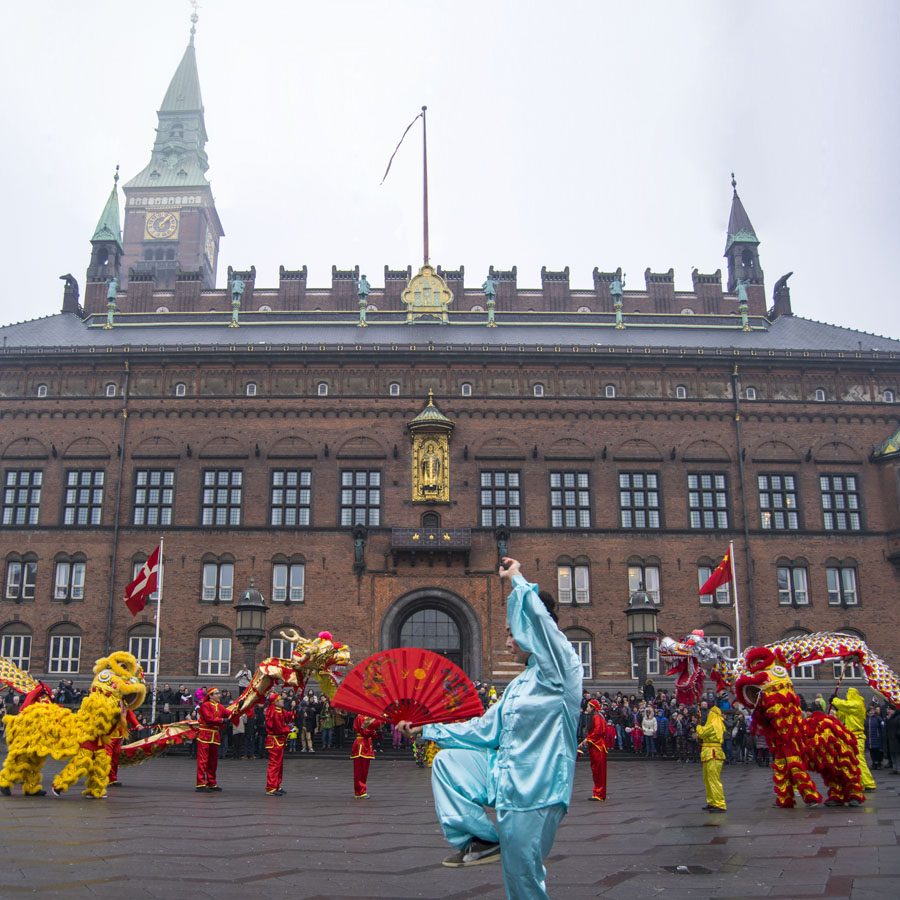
[699,552,732,595]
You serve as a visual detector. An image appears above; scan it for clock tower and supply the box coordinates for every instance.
[120,17,223,290]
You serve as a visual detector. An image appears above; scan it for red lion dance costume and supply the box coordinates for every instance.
[734,647,865,808]
[580,700,609,801]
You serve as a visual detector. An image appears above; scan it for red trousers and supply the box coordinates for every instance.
[588,744,608,800]
[196,740,220,787]
[266,743,285,792]
[352,756,372,796]
[106,739,122,783]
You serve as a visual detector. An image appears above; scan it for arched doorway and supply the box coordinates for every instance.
[380,587,482,680]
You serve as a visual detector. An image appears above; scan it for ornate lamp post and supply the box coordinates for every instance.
[624,587,659,693]
[235,577,268,670]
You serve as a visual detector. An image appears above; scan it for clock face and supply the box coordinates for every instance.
[145,211,179,240]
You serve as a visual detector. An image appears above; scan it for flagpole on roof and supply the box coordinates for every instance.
[421,105,429,266]
[729,539,742,654]
[150,537,164,724]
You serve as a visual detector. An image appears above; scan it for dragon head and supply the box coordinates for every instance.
[90,651,147,710]
[657,630,736,706]
[277,628,351,699]
[734,646,792,710]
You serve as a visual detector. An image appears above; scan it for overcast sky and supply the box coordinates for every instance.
[3,1,899,339]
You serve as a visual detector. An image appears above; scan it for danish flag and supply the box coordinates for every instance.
[124,545,160,615]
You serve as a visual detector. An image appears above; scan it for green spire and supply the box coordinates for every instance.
[724,173,760,254]
[873,422,900,460]
[409,391,454,431]
[91,166,122,248]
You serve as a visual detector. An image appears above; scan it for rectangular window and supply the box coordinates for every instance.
[340,469,381,527]
[270,637,294,659]
[132,562,160,604]
[133,469,175,526]
[549,471,591,528]
[630,643,660,679]
[687,472,729,529]
[570,640,592,679]
[198,637,231,676]
[63,469,104,526]
[202,563,234,602]
[2,469,42,526]
[557,565,590,605]
[832,659,863,679]
[777,566,809,606]
[270,469,312,526]
[758,473,799,530]
[54,562,85,601]
[48,635,81,674]
[272,563,305,602]
[820,474,862,531]
[479,470,522,527]
[201,469,243,526]
[697,565,731,606]
[0,633,32,669]
[789,660,816,680]
[628,565,660,605]
[5,561,37,600]
[618,471,661,528]
[128,636,158,676]
[826,567,858,606]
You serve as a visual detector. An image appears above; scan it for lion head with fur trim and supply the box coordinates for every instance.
[90,651,147,709]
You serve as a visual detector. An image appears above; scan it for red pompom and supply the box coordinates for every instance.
[318,631,333,641]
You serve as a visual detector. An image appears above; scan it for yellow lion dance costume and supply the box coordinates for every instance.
[0,651,146,799]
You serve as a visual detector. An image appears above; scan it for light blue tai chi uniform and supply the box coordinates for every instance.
[422,574,583,899]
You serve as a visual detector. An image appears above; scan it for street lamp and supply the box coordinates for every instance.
[624,586,659,694]
[235,577,268,670]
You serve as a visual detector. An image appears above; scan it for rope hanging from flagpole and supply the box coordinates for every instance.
[380,109,425,185]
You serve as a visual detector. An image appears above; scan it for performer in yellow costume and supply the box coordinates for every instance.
[831,688,876,791]
[696,705,727,812]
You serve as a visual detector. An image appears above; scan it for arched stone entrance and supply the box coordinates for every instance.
[380,587,482,680]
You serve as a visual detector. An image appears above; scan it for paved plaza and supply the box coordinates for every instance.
[0,751,898,899]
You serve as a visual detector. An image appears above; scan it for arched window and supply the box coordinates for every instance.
[814,388,826,402]
[557,556,590,605]
[776,557,809,606]
[5,553,38,601]
[317,382,329,396]
[533,383,545,397]
[389,382,401,396]
[47,623,82,674]
[470,305,485,312]
[174,382,187,397]
[105,383,117,397]
[36,384,48,398]
[745,387,757,400]
[883,389,895,403]
[577,306,591,313]
[201,556,235,603]
[565,627,593,679]
[825,557,858,607]
[681,307,695,315]
[53,554,86,602]
[367,304,378,312]
[399,608,461,667]
[155,306,169,314]
[198,625,232,676]
[461,383,472,397]
[272,557,305,603]
[246,382,257,397]
[0,622,32,669]
[258,305,272,312]
[605,384,616,399]
[422,511,440,528]
[675,385,687,399]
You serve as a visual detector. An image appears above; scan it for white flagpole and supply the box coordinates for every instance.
[729,539,742,654]
[150,537,164,724]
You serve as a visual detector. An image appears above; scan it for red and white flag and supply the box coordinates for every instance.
[125,545,160,615]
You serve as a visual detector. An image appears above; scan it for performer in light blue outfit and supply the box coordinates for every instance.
[400,558,583,899]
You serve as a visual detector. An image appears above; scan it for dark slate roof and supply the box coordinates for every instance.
[2,311,899,354]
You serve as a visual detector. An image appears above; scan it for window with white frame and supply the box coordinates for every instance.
[133,469,175,526]
[826,565,858,606]
[340,469,381,526]
[557,564,590,604]
[202,562,234,603]
[570,639,592,679]
[5,559,37,600]
[687,472,729,529]
[272,563,305,602]
[201,469,243,526]
[270,636,295,659]
[479,470,521,527]
[697,564,731,605]
[198,635,231,676]
[605,384,616,398]
[246,382,257,396]
[105,383,117,397]
[128,634,158,675]
[461,383,472,397]
[175,382,187,396]
[745,387,757,400]
[704,633,735,656]
[628,563,660,604]
[549,471,591,528]
[884,389,895,403]
[630,642,660,679]
[54,561,85,601]
[270,469,312,526]
[758,473,799,530]
[814,388,826,402]
[777,564,809,606]
[533,383,544,397]
[783,633,816,679]
[317,382,329,396]
[618,471,661,528]
[675,385,687,399]
[0,631,32,669]
[63,469,105,526]
[819,474,862,532]
[37,384,48,398]
[2,469,42,526]
[389,382,400,396]
[48,632,82,674]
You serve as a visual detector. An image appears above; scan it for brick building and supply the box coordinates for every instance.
[2,32,900,694]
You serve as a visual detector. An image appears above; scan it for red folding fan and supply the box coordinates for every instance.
[332,647,483,727]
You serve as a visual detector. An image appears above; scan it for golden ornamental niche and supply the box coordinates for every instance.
[408,391,454,502]
[401,264,453,324]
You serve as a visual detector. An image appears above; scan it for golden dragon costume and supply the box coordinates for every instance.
[0,651,146,798]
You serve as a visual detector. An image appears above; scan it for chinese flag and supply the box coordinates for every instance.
[699,552,732,595]
[125,545,160,615]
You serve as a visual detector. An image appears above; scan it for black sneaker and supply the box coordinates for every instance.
[207,785,223,791]
[442,838,501,868]
[195,785,209,792]
[266,788,284,796]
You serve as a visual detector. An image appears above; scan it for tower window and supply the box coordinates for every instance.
[36,384,48,398]
[605,384,616,398]
[814,388,826,402]
[246,383,257,397]
[745,387,757,400]
[317,382,329,396]
[884,389,895,403]
[174,383,187,397]
[675,385,687,399]
[105,383,117,397]
[461,383,472,397]
[533,383,545,397]
[389,382,401,396]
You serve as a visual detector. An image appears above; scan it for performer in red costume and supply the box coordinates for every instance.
[264,693,291,795]
[196,687,228,792]
[580,700,610,801]
[351,715,381,798]
[107,706,141,787]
